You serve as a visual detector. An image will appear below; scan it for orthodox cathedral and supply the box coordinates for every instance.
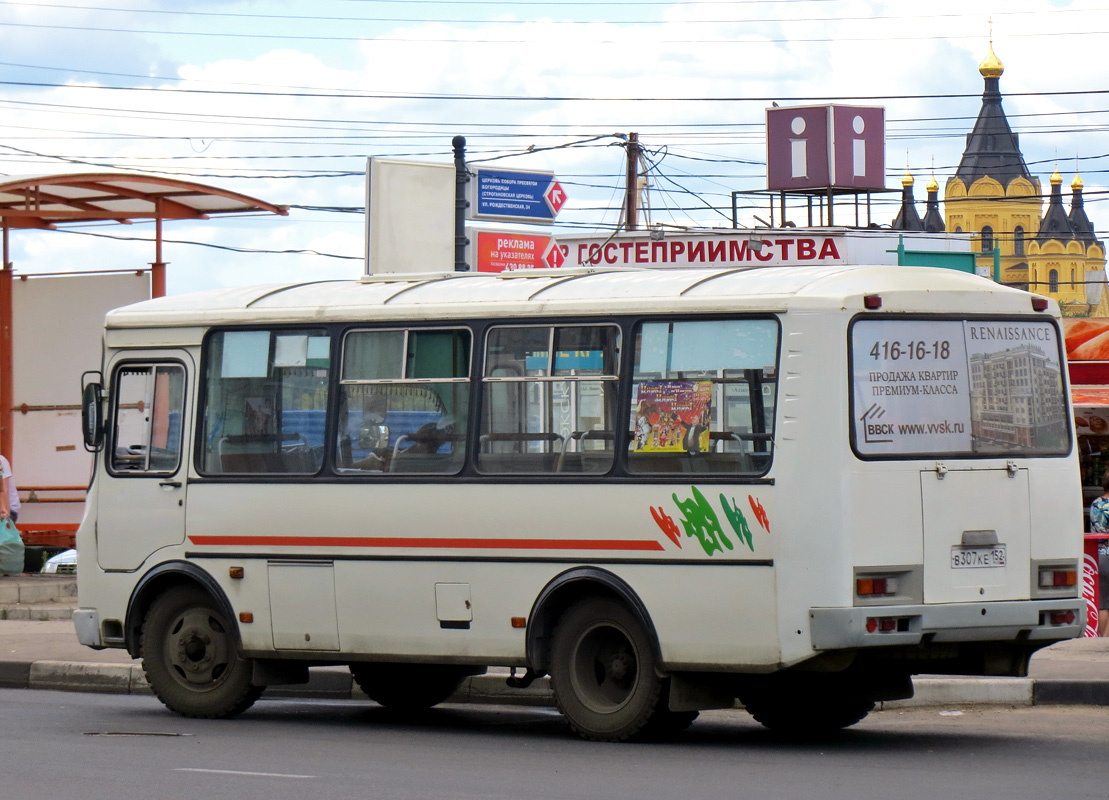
[892,44,1107,315]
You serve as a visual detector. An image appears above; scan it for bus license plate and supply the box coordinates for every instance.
[951,545,1007,569]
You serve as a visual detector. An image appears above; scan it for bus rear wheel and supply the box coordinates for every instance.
[739,676,874,736]
[140,586,262,719]
[549,598,665,742]
[351,663,470,710]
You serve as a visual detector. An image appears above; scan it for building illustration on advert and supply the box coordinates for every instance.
[969,342,1068,450]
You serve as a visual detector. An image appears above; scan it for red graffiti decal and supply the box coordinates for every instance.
[748,495,770,532]
[650,506,683,548]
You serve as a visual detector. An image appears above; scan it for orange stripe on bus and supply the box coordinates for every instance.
[187,535,665,551]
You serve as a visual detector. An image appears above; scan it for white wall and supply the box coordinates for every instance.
[10,272,149,526]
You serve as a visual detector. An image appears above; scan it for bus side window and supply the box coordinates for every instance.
[200,330,331,475]
[108,364,185,475]
[478,324,620,475]
[335,328,471,476]
[627,318,779,476]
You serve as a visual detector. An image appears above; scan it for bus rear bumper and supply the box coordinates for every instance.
[809,598,1085,650]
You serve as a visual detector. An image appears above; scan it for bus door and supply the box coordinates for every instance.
[97,354,192,571]
[920,464,1032,603]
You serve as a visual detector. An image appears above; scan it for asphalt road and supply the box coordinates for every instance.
[4,689,1107,800]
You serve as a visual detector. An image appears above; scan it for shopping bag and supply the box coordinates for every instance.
[0,517,24,575]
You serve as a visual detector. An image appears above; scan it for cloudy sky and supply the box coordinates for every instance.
[0,0,1105,293]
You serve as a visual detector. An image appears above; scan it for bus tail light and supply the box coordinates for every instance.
[857,577,899,596]
[865,616,909,633]
[1038,568,1077,588]
[1047,610,1075,626]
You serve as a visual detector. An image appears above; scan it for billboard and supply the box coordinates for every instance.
[767,105,885,191]
[365,158,455,274]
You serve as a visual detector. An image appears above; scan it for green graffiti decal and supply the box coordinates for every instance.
[720,494,754,552]
[654,487,758,555]
[672,486,733,556]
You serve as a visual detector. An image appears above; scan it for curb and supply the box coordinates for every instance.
[3,661,1108,708]
[0,577,77,606]
[1033,679,1109,706]
[0,605,78,621]
[28,660,152,695]
[885,677,1033,708]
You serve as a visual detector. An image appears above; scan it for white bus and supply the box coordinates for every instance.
[74,264,1084,741]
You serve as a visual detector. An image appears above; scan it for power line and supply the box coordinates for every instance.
[8,77,1109,104]
[52,227,362,260]
[0,2,1094,28]
[3,18,1109,45]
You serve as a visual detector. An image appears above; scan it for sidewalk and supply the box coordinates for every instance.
[2,574,1108,707]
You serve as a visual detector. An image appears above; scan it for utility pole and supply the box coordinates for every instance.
[625,132,640,232]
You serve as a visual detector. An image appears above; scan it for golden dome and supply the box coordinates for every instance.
[979,42,1004,79]
[1072,173,1084,190]
[927,174,938,193]
[1051,168,1062,185]
[901,168,914,187]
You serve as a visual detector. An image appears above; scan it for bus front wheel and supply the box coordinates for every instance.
[549,598,665,742]
[140,586,262,718]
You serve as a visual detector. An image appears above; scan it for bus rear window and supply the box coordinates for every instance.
[850,318,1070,458]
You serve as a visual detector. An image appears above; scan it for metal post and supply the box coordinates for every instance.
[453,136,470,272]
[150,205,166,298]
[0,241,12,463]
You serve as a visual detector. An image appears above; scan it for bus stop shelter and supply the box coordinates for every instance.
[0,173,287,553]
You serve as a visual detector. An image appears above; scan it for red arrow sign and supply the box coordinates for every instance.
[542,240,566,269]
[544,181,567,216]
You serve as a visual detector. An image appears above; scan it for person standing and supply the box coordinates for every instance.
[0,454,19,523]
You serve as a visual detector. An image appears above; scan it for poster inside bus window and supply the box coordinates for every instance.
[634,380,712,453]
[851,319,1068,456]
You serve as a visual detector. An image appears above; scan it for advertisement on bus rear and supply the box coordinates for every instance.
[851,319,1069,458]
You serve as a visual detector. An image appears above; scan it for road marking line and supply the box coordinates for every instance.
[175,768,316,780]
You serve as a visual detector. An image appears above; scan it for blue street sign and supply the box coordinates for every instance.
[471,167,566,224]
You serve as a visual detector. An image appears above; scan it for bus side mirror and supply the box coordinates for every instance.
[82,372,104,452]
